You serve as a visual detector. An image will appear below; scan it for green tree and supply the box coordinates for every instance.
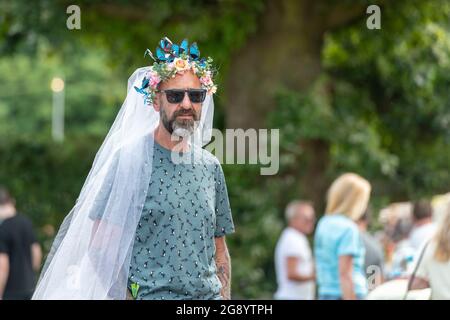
[1,0,449,299]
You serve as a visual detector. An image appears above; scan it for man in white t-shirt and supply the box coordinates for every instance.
[274,201,316,300]
[408,200,437,251]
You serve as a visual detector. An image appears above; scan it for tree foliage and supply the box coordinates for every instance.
[0,0,449,298]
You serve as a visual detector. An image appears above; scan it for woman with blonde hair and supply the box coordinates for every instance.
[314,173,371,300]
[410,199,450,299]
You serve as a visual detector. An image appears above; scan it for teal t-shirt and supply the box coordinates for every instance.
[128,140,235,300]
[314,214,367,298]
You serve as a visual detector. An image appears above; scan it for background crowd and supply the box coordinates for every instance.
[274,174,450,300]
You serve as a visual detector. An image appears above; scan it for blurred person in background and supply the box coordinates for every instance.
[386,215,415,279]
[408,200,437,252]
[366,201,438,300]
[0,186,42,300]
[314,173,371,300]
[377,202,415,280]
[410,199,450,299]
[356,209,384,289]
[274,201,316,300]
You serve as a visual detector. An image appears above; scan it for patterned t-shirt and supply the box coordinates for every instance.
[127,140,234,300]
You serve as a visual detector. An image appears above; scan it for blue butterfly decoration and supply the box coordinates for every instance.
[145,37,202,63]
[155,37,174,62]
[180,39,189,54]
[134,76,149,92]
[136,37,205,100]
[188,42,200,61]
[134,77,150,102]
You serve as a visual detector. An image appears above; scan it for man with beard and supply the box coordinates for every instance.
[124,67,235,300]
[33,38,234,300]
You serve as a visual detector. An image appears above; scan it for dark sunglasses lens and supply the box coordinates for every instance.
[188,90,206,103]
[165,90,185,103]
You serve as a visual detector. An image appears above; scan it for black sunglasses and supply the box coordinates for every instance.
[157,88,207,104]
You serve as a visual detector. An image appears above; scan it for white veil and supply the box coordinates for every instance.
[32,66,215,299]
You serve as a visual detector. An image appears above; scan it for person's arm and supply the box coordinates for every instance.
[286,256,315,282]
[410,276,430,290]
[0,253,10,299]
[215,236,231,300]
[31,243,42,272]
[339,255,356,300]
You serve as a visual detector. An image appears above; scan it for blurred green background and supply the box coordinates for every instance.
[1,0,449,298]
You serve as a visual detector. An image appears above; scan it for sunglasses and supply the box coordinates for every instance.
[157,88,207,104]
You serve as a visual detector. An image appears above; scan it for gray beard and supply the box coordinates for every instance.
[161,108,199,139]
[172,121,195,138]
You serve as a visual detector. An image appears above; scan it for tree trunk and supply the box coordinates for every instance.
[225,0,366,209]
[226,0,325,129]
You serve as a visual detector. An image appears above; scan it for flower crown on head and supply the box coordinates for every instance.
[134,37,217,106]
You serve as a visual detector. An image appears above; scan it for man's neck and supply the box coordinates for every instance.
[288,225,305,236]
[357,221,368,232]
[153,125,190,152]
[0,205,16,220]
[414,217,433,227]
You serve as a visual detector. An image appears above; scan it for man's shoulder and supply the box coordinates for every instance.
[0,214,19,225]
[277,228,310,256]
[410,222,437,238]
[114,133,154,156]
[0,215,18,235]
[1,213,32,230]
[282,228,307,244]
[192,145,221,167]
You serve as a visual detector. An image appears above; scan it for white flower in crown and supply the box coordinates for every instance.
[172,58,191,73]
[208,85,217,94]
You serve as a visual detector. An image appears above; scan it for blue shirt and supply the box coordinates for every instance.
[314,214,367,298]
[89,139,235,300]
[128,141,235,300]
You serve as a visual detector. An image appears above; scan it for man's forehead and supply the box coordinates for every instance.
[161,71,201,89]
[296,204,315,217]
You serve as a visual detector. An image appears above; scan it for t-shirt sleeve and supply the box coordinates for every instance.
[0,226,9,254]
[283,233,307,258]
[337,226,360,257]
[24,217,38,244]
[213,163,235,238]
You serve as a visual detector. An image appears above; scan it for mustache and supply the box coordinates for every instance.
[172,108,197,118]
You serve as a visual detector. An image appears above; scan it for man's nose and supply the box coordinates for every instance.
[180,91,192,108]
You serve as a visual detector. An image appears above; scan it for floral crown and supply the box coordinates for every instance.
[134,37,217,106]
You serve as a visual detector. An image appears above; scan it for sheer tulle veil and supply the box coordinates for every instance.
[32,66,214,299]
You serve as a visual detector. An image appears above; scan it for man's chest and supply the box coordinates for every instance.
[138,163,218,237]
[131,163,219,278]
